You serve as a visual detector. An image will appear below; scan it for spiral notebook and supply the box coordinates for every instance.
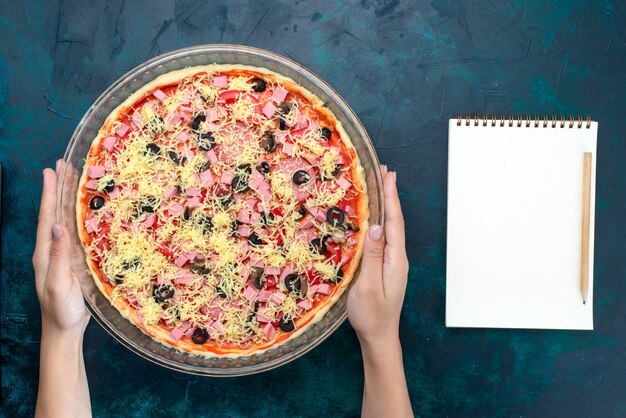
[446,115,597,330]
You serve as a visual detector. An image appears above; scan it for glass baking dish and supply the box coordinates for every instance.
[57,45,383,376]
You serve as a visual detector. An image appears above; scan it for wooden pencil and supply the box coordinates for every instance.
[581,152,592,304]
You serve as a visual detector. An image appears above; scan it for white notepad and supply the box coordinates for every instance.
[446,117,597,330]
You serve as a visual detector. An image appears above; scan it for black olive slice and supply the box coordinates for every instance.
[261,131,276,152]
[238,164,253,175]
[191,113,206,132]
[322,165,342,181]
[145,143,161,156]
[248,233,263,246]
[284,273,309,296]
[292,170,310,185]
[259,211,275,226]
[102,179,115,193]
[198,160,211,173]
[257,161,270,174]
[310,237,327,255]
[197,215,213,234]
[279,316,295,332]
[183,207,193,221]
[251,77,266,92]
[278,102,292,131]
[297,204,307,217]
[250,267,265,289]
[191,328,209,344]
[215,188,234,208]
[284,273,301,293]
[231,175,250,193]
[198,132,215,151]
[168,150,185,164]
[172,306,182,320]
[123,258,141,270]
[113,259,140,285]
[279,102,293,114]
[189,262,210,275]
[320,127,332,140]
[326,207,345,227]
[334,268,344,283]
[89,196,105,210]
[141,196,158,213]
[216,285,227,298]
[246,301,260,333]
[153,284,175,303]
[230,220,242,237]
[345,222,360,232]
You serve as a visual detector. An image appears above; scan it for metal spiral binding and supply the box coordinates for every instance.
[456,114,592,128]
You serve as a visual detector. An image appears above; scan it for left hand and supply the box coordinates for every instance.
[348,165,409,350]
[33,160,90,337]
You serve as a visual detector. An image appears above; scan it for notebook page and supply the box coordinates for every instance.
[446,119,597,329]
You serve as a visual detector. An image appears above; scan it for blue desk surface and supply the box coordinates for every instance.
[2,1,625,416]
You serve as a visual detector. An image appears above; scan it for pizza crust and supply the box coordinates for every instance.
[77,64,369,358]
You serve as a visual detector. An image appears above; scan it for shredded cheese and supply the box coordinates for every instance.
[228,76,253,92]
[314,261,338,281]
[81,69,362,348]
[320,147,340,177]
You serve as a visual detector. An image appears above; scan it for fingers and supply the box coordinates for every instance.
[356,225,386,293]
[33,169,58,283]
[57,161,81,234]
[380,168,409,297]
[378,164,403,249]
[382,170,405,251]
[47,224,73,292]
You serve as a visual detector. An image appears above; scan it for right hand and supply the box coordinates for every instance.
[33,161,90,338]
[347,166,409,349]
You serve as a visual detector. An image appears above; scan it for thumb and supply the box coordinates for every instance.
[48,224,73,282]
[356,225,385,288]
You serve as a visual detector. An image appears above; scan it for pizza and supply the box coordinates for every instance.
[77,64,368,357]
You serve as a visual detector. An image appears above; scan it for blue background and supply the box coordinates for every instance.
[1,0,625,416]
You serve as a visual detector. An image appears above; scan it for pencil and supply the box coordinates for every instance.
[581,152,592,304]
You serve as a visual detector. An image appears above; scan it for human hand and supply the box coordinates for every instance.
[348,166,413,418]
[348,165,408,350]
[32,160,90,338]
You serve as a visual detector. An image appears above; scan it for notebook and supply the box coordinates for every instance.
[446,115,597,330]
